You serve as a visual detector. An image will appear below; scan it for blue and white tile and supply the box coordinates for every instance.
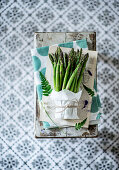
[0,119,25,146]
[59,153,86,170]
[13,105,34,131]
[0,0,119,169]
[0,90,26,117]
[45,139,72,163]
[76,138,103,164]
[1,2,28,28]
[90,153,118,170]
[95,123,118,150]
[12,136,40,162]
[0,149,24,170]
[28,149,55,170]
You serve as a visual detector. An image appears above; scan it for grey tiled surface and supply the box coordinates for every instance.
[0,0,119,169]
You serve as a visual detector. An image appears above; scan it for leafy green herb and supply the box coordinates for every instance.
[75,118,87,130]
[83,84,95,97]
[39,71,52,96]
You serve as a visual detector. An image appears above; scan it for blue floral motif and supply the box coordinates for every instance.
[3,64,22,83]
[5,34,23,53]
[36,7,54,24]
[19,79,33,98]
[48,140,68,158]
[19,49,32,69]
[99,127,115,147]
[16,139,35,158]
[111,142,119,160]
[0,154,19,170]
[5,6,24,24]
[79,141,99,160]
[67,8,85,26]
[111,113,119,129]
[32,155,51,169]
[17,109,33,128]
[97,38,116,57]
[82,0,101,11]
[101,96,115,115]
[1,123,20,142]
[20,21,38,38]
[2,93,21,112]
[98,67,115,85]
[97,9,116,27]
[95,156,114,170]
[63,156,83,169]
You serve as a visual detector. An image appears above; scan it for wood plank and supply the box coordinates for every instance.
[34,32,98,138]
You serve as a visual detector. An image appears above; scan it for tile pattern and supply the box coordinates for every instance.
[0,0,119,169]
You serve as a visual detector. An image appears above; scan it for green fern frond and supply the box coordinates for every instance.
[39,71,52,96]
[83,84,95,97]
[75,118,87,130]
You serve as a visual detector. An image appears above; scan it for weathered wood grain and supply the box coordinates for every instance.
[34,32,98,138]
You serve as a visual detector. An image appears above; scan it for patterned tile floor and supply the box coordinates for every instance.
[0,0,119,169]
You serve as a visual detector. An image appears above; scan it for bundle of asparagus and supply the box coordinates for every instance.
[49,47,89,93]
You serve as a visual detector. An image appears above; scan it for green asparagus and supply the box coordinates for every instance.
[65,60,84,90]
[59,52,64,89]
[48,47,89,93]
[49,54,54,67]
[56,60,60,91]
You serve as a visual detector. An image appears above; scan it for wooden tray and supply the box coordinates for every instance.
[34,32,98,138]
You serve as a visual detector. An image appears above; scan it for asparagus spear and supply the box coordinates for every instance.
[53,62,56,90]
[62,48,74,89]
[66,50,86,91]
[70,78,76,92]
[62,63,71,90]
[55,47,61,63]
[74,76,78,93]
[76,48,82,65]
[49,54,54,67]
[57,47,62,55]
[79,48,82,57]
[52,53,58,90]
[64,53,68,69]
[71,50,76,72]
[76,53,89,92]
[55,47,59,57]
[65,60,84,90]
[59,52,64,89]
[56,60,60,91]
[73,50,81,92]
